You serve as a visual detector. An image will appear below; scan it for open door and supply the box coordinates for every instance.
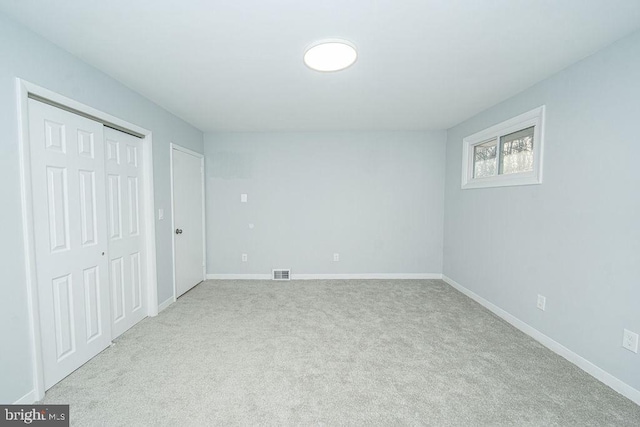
[171,145,205,297]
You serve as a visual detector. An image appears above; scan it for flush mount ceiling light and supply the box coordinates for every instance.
[303,39,358,72]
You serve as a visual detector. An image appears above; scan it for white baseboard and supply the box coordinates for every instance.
[157,297,175,312]
[14,389,36,404]
[442,275,640,406]
[292,273,442,280]
[206,273,442,280]
[206,274,271,280]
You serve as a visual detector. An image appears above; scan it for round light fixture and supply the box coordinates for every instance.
[304,39,358,72]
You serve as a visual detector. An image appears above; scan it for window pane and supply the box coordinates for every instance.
[473,138,497,178]
[499,126,534,175]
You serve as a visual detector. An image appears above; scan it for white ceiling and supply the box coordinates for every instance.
[2,1,640,132]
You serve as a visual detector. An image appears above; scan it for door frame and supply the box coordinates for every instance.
[16,78,159,401]
[169,143,206,301]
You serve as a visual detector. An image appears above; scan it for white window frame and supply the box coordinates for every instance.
[461,105,545,189]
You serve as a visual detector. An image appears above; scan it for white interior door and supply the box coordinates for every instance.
[28,99,112,390]
[104,127,147,338]
[171,146,205,297]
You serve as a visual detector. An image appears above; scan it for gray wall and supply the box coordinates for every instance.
[205,131,446,276]
[0,13,204,402]
[443,30,640,391]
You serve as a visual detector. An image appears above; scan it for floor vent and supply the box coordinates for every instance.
[272,269,291,281]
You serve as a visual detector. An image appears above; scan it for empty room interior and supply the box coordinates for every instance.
[1,0,640,425]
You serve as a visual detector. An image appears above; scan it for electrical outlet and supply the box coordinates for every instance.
[536,294,546,311]
[333,253,340,262]
[240,194,248,203]
[241,253,248,262]
[622,329,639,353]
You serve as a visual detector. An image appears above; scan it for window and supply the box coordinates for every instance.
[461,106,545,189]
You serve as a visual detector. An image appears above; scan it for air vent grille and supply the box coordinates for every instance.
[272,269,291,281]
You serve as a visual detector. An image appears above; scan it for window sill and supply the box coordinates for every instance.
[461,173,542,189]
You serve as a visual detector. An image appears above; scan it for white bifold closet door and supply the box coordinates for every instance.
[28,100,147,390]
[104,127,147,338]
[28,99,112,390]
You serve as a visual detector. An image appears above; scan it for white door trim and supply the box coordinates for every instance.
[169,143,206,301]
[16,78,159,401]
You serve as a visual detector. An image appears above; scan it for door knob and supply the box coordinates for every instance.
[175,228,183,234]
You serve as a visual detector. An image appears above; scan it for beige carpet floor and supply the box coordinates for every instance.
[42,279,640,426]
